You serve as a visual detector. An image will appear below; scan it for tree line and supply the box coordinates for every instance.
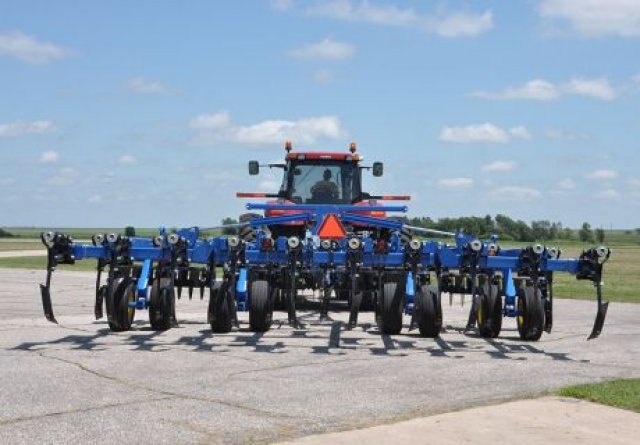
[218,214,608,243]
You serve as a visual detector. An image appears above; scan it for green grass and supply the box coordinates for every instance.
[0,240,45,251]
[0,256,98,271]
[1,227,223,239]
[552,243,640,303]
[558,379,640,412]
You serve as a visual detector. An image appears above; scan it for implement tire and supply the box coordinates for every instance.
[249,280,273,332]
[377,281,404,335]
[149,277,175,331]
[477,283,503,338]
[415,284,442,338]
[517,284,544,341]
[107,277,136,332]
[208,281,233,333]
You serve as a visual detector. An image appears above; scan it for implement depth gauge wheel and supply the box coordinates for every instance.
[415,284,442,338]
[149,277,176,331]
[517,284,544,341]
[208,281,234,333]
[249,280,273,332]
[107,277,136,332]
[377,280,404,335]
[477,283,503,338]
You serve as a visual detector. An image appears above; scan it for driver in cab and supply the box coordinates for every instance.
[311,169,339,201]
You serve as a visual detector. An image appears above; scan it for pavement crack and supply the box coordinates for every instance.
[33,351,297,420]
[228,356,377,379]
[0,396,171,426]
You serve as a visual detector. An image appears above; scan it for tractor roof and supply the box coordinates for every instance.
[286,151,362,162]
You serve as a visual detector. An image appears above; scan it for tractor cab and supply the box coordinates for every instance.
[242,142,393,238]
[281,152,363,205]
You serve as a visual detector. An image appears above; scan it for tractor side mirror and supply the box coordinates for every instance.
[372,162,383,177]
[248,161,259,175]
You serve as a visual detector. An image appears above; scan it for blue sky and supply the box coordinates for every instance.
[1,0,638,229]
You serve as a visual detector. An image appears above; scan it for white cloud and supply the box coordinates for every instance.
[118,154,136,164]
[564,78,616,100]
[0,31,71,64]
[0,178,15,186]
[472,79,559,101]
[482,160,517,173]
[0,120,54,138]
[546,129,589,140]
[489,186,542,200]
[48,167,78,186]
[189,111,231,130]
[305,1,492,37]
[587,169,618,180]
[289,37,356,60]
[473,77,616,101]
[557,178,576,190]
[540,0,640,37]
[436,177,473,190]
[270,0,294,12]
[39,150,59,163]
[426,11,494,37]
[190,113,345,146]
[438,123,531,144]
[509,126,532,140]
[594,188,621,200]
[87,195,102,203]
[127,77,172,94]
[233,116,343,145]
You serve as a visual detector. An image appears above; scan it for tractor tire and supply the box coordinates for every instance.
[107,277,136,332]
[377,281,404,335]
[517,284,545,341]
[208,281,233,333]
[238,213,261,242]
[149,277,175,331]
[415,284,442,338]
[477,283,503,338]
[249,280,273,332]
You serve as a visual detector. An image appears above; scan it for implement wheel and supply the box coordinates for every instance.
[377,281,404,335]
[477,283,503,338]
[249,280,273,332]
[415,284,442,338]
[208,281,233,333]
[106,277,136,332]
[149,277,176,331]
[517,284,544,341]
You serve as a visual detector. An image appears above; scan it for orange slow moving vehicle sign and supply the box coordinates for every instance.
[317,214,346,239]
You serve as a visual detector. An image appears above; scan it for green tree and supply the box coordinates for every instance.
[595,228,605,243]
[222,217,238,235]
[579,222,594,243]
[124,226,136,237]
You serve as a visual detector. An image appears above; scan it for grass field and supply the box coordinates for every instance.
[559,379,640,412]
[0,239,45,251]
[1,230,638,303]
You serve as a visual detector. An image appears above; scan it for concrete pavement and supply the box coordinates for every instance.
[1,268,638,444]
